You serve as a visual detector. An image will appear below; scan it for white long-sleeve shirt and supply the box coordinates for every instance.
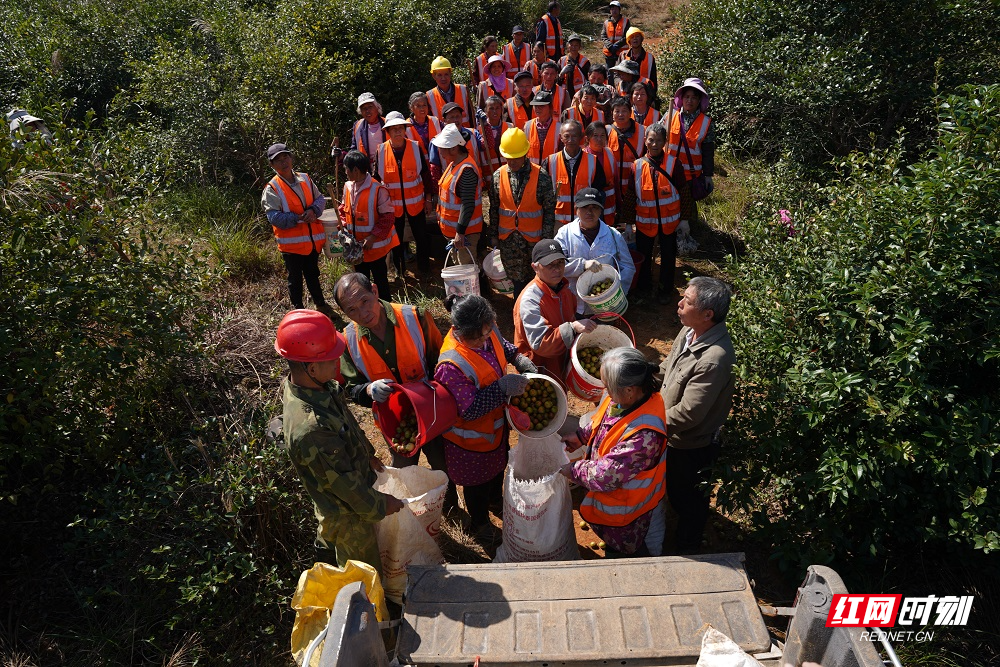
[555,220,636,313]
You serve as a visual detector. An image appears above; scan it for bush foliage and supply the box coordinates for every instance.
[659,0,1000,169]
[723,86,1000,567]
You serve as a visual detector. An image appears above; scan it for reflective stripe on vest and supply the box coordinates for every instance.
[353,118,385,157]
[632,106,661,128]
[620,50,655,83]
[475,53,489,82]
[596,146,618,224]
[669,113,711,179]
[609,123,645,188]
[548,151,597,225]
[542,14,561,57]
[634,157,681,235]
[482,78,514,101]
[533,85,566,113]
[504,42,530,75]
[527,119,561,166]
[377,140,425,217]
[567,107,605,127]
[437,328,507,452]
[269,174,325,255]
[345,304,427,385]
[497,163,544,241]
[406,115,442,153]
[428,85,471,127]
[602,19,627,56]
[436,157,484,236]
[558,55,589,96]
[344,178,400,261]
[579,393,668,527]
[486,122,511,171]
[506,97,532,130]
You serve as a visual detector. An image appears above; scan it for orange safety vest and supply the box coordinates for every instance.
[579,393,668,527]
[602,18,628,57]
[669,113,711,180]
[436,155,484,236]
[436,328,507,452]
[352,118,385,157]
[482,121,511,173]
[504,42,531,75]
[632,106,661,128]
[558,55,590,96]
[480,77,515,102]
[345,303,428,386]
[268,174,326,255]
[619,49,655,86]
[343,177,401,262]
[427,85,471,127]
[506,96,532,130]
[615,76,654,98]
[526,118,561,166]
[608,122,645,191]
[566,106,605,127]
[497,163,544,242]
[533,84,567,113]
[547,150,597,227]
[474,53,490,83]
[376,139,426,218]
[406,115,442,153]
[541,13,562,58]
[525,59,551,87]
[634,155,681,236]
[591,146,618,226]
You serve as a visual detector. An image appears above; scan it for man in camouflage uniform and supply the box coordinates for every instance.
[486,127,557,295]
[275,309,404,570]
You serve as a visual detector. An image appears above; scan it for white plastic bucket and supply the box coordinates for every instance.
[506,372,568,438]
[441,245,480,298]
[483,248,515,294]
[576,263,627,322]
[567,316,635,401]
[320,209,344,259]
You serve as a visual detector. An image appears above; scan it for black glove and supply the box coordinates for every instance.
[513,354,538,374]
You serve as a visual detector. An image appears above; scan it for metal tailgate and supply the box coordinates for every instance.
[397,552,771,665]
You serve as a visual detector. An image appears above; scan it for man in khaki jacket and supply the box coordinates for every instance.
[659,276,736,552]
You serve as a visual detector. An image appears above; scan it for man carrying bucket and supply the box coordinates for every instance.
[513,239,597,375]
[274,309,405,570]
[334,273,458,512]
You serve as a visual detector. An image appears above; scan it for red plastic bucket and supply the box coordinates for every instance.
[373,380,458,458]
[629,249,644,291]
[566,313,636,401]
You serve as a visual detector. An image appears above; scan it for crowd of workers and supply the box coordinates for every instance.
[266,3,734,573]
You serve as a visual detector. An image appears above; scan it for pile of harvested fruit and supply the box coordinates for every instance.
[577,346,604,377]
[391,413,419,454]
[588,278,613,296]
[509,378,559,431]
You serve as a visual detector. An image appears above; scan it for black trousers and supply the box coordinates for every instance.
[390,437,458,509]
[282,250,325,309]
[635,227,677,291]
[391,211,431,274]
[665,440,721,551]
[463,473,503,527]
[356,256,391,301]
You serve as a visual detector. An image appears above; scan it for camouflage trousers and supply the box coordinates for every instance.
[315,514,382,576]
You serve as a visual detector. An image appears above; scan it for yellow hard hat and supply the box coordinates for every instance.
[430,56,452,73]
[626,27,644,41]
[499,127,529,159]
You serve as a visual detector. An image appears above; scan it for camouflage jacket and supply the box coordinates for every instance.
[282,378,386,540]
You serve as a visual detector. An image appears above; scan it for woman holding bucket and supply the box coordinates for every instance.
[434,294,538,542]
[555,187,635,314]
[560,347,668,557]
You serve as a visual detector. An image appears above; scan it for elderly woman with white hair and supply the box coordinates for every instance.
[560,346,668,556]
[349,92,386,160]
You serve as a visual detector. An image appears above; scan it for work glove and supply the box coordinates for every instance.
[367,379,393,403]
[584,259,603,273]
[475,108,488,125]
[513,354,538,374]
[497,374,530,396]
[705,176,714,194]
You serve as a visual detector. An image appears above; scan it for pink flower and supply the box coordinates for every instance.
[777,209,796,237]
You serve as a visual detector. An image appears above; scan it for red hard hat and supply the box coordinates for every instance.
[274,310,346,362]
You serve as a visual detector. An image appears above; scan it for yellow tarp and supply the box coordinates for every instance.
[290,560,388,667]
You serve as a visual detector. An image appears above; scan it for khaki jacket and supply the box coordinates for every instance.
[659,322,736,450]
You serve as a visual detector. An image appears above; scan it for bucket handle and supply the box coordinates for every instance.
[443,244,478,271]
[593,311,635,345]
[420,379,439,427]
